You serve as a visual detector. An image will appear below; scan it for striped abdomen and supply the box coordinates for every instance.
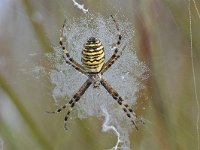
[81,37,105,73]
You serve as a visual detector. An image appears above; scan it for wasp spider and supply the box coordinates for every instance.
[48,15,139,130]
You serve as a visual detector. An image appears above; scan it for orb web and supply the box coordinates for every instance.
[48,15,148,149]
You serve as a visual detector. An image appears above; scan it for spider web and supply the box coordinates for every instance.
[47,14,148,150]
[1,0,200,150]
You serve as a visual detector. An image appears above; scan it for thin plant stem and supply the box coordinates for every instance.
[0,74,52,150]
[21,0,53,53]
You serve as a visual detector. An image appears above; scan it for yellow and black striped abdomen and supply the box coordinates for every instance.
[81,37,105,73]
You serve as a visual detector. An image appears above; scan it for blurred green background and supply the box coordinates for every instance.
[0,0,199,150]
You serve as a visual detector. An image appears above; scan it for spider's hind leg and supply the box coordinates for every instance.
[59,19,86,75]
[111,15,122,48]
[101,15,125,74]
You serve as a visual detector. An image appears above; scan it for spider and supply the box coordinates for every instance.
[48,15,139,130]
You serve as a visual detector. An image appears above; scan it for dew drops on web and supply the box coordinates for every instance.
[47,14,148,150]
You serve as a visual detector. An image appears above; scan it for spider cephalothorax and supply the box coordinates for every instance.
[48,15,139,130]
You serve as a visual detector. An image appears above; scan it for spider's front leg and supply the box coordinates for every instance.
[101,15,125,74]
[47,78,92,130]
[59,19,86,75]
[100,78,139,130]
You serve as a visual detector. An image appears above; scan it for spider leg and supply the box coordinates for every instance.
[60,19,86,75]
[47,78,92,130]
[62,55,86,74]
[101,15,124,74]
[100,78,138,130]
[111,15,121,46]
[101,45,126,74]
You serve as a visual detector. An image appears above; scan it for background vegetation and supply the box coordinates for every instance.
[0,0,199,150]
